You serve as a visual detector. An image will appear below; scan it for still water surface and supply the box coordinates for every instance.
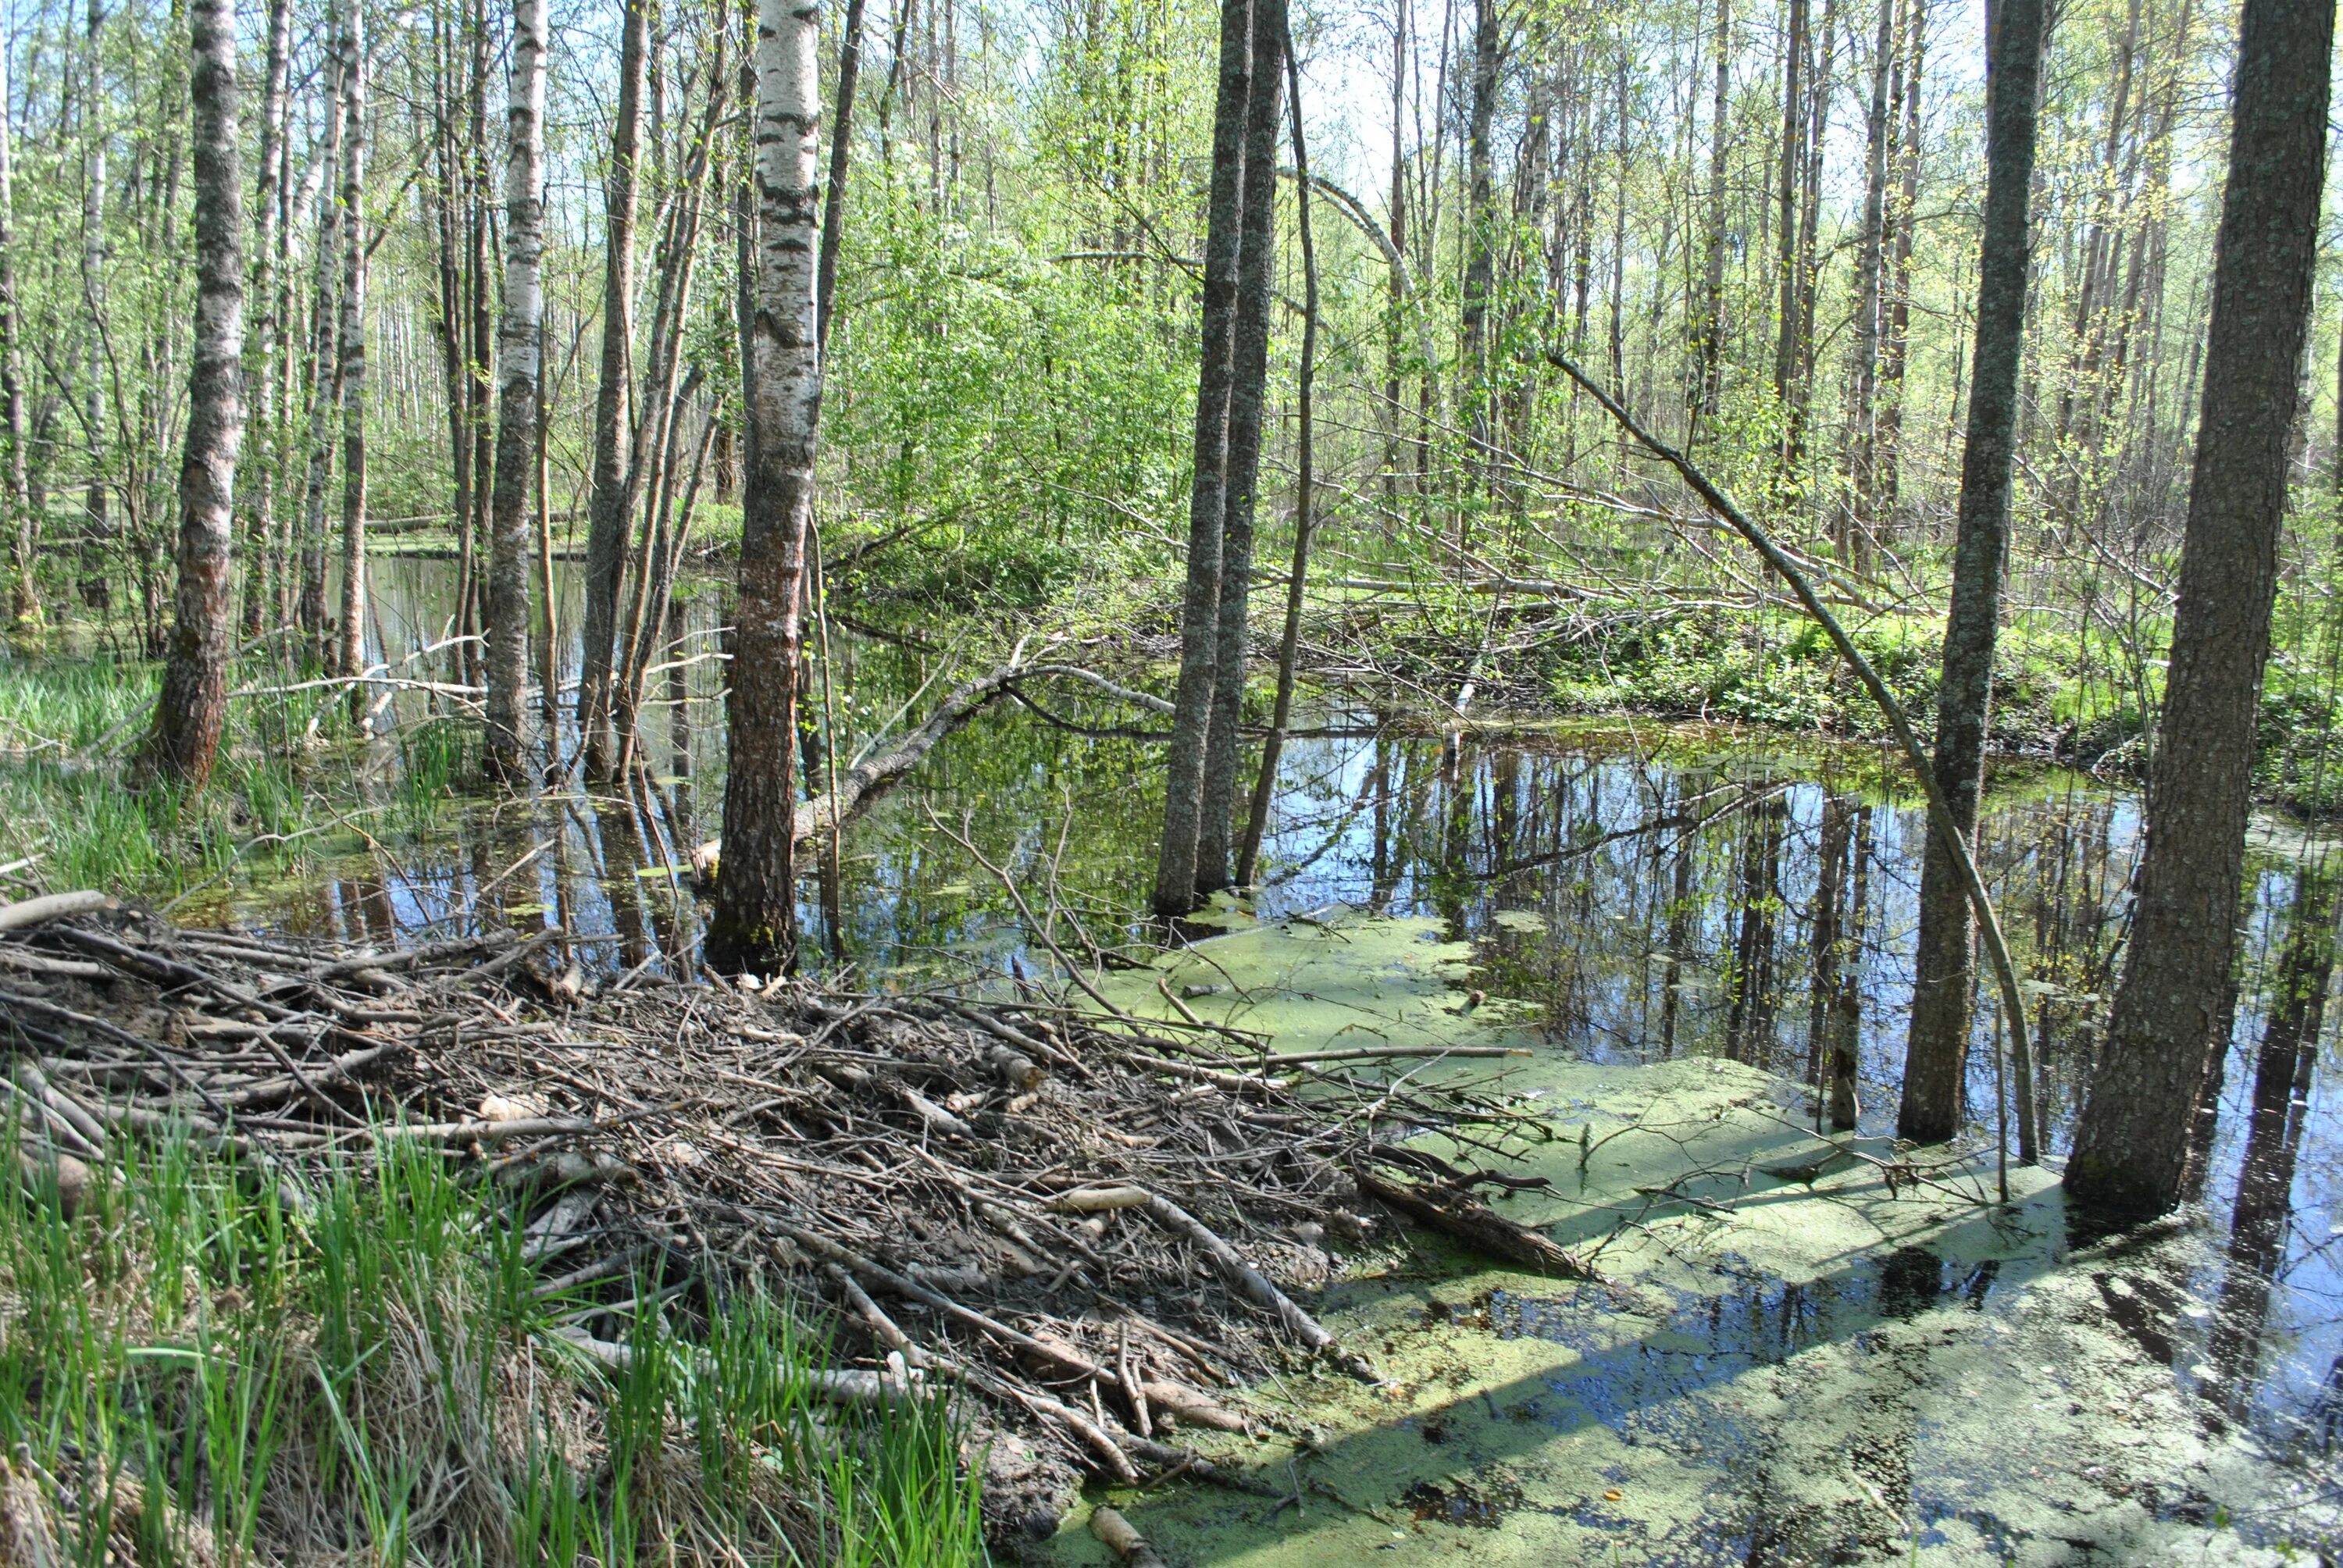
[219,559,2342,1535]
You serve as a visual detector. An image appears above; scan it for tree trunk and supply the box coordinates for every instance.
[1236,33,1317,890]
[483,0,548,779]
[578,0,650,780]
[1195,0,1285,896]
[1457,0,1501,479]
[332,0,369,689]
[816,0,868,352]
[80,0,109,618]
[237,0,291,640]
[2067,0,2333,1220]
[0,34,31,634]
[1769,0,1806,415]
[1384,0,1406,502]
[704,0,826,973]
[1846,0,1895,556]
[1690,0,1731,431]
[144,0,244,790]
[1150,0,1253,918]
[1895,0,2048,1146]
[296,28,347,653]
[1875,0,1924,519]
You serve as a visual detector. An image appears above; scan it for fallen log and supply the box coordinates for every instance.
[690,659,1168,880]
[1090,1506,1171,1568]
[0,891,115,933]
[1353,1166,1603,1283]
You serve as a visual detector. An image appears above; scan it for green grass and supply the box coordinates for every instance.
[0,1127,985,1567]
[0,654,383,900]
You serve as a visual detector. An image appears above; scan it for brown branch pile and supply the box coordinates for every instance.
[0,896,1579,1548]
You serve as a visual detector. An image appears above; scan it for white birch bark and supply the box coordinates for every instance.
[704,0,823,971]
[148,0,244,786]
[483,0,547,776]
[0,34,33,632]
[333,0,369,686]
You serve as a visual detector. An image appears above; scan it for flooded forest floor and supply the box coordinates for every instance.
[2,567,2341,1564]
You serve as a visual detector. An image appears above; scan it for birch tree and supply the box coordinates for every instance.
[332,0,369,685]
[144,0,243,789]
[704,0,825,971]
[0,34,30,635]
[484,0,548,777]
[237,0,293,638]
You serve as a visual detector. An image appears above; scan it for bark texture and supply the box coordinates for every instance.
[146,0,244,789]
[2067,0,2332,1219]
[1235,36,1317,889]
[295,42,345,653]
[1150,0,1253,917]
[0,34,30,633]
[333,0,369,686]
[1194,0,1284,894]
[237,0,292,638]
[705,0,825,973]
[483,0,547,778]
[1896,0,2046,1145]
[578,0,650,780]
[815,0,867,352]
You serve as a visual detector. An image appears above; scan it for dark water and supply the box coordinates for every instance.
[233,558,2343,1470]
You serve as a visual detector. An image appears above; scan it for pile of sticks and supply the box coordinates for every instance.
[0,893,1583,1543]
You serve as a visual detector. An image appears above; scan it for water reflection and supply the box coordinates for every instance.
[202,558,2342,1456]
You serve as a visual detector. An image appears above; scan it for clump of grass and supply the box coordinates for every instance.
[394,718,473,831]
[0,1130,986,1567]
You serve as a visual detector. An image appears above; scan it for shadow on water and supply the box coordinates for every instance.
[156,561,2343,1546]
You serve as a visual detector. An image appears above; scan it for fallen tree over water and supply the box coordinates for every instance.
[690,654,1173,882]
[0,894,1575,1552]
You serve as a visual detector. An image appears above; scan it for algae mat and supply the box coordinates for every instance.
[1047,907,2338,1566]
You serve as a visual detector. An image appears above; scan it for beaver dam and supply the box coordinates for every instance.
[2,879,2338,1566]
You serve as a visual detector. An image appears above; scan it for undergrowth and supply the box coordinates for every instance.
[0,1131,984,1567]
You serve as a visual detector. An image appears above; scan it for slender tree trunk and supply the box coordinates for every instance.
[144,0,244,790]
[296,34,346,653]
[535,315,560,738]
[1195,0,1285,895]
[1385,0,1406,501]
[464,0,494,685]
[1846,0,1895,556]
[2068,0,2333,1219]
[579,0,650,779]
[1457,0,1501,483]
[237,0,291,640]
[484,0,548,778]
[1785,0,1833,468]
[81,0,109,615]
[1875,0,1923,521]
[704,0,826,973]
[1236,33,1316,890]
[816,0,867,352]
[1895,0,2049,1147]
[1150,0,1253,918]
[1691,0,1731,430]
[332,0,369,689]
[1770,0,1806,414]
[0,35,31,634]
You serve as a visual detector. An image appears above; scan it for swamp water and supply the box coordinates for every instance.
[113,561,2343,1559]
